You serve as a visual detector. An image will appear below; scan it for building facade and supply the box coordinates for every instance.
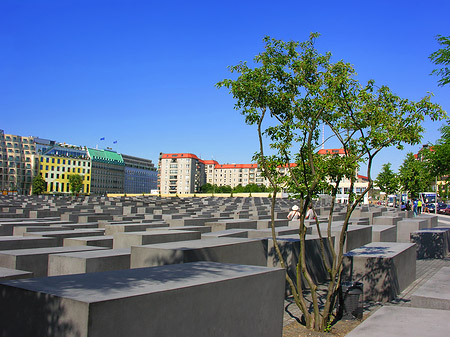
[0,130,37,195]
[159,153,266,194]
[158,153,206,194]
[88,148,125,195]
[122,154,157,194]
[159,150,370,202]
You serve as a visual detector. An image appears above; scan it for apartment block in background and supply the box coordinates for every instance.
[0,130,37,195]
[88,148,125,195]
[122,154,157,194]
[158,153,206,194]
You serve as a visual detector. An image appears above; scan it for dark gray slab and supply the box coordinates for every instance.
[0,246,108,277]
[113,230,201,249]
[343,242,416,302]
[0,266,33,281]
[63,235,114,248]
[0,236,58,251]
[0,262,285,337]
[131,237,268,268]
[48,249,131,276]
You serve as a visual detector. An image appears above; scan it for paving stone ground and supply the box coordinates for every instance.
[282,215,450,336]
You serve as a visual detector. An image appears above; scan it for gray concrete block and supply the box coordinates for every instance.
[415,214,438,228]
[24,230,105,246]
[63,235,114,248]
[343,242,416,302]
[0,236,58,251]
[267,235,335,285]
[396,219,429,242]
[370,225,396,242]
[0,266,33,281]
[0,246,108,277]
[410,266,450,310]
[206,219,258,232]
[256,219,289,229]
[130,238,268,268]
[0,262,285,337]
[310,225,372,253]
[373,216,402,227]
[345,306,450,337]
[105,222,168,235]
[201,229,249,239]
[48,249,131,276]
[113,230,201,249]
[410,229,450,259]
[247,226,298,239]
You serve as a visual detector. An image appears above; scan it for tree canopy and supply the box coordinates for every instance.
[32,174,46,195]
[430,35,450,87]
[398,153,433,198]
[217,33,445,331]
[375,163,399,195]
[68,174,84,195]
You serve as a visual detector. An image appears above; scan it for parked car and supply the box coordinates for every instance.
[438,204,450,215]
[425,202,447,213]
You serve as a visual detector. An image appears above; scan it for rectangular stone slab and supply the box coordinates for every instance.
[113,230,201,249]
[343,242,416,302]
[0,262,285,337]
[0,266,33,281]
[0,246,108,277]
[0,236,57,251]
[63,236,114,248]
[130,237,267,268]
[24,230,105,246]
[48,249,131,276]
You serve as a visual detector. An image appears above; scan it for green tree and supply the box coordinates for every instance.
[398,153,433,199]
[68,174,84,195]
[429,35,450,87]
[375,163,399,195]
[428,122,450,178]
[217,34,445,331]
[32,174,46,195]
[200,183,214,193]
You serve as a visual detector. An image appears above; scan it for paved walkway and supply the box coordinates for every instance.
[282,214,450,336]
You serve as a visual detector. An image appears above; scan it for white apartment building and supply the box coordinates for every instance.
[158,153,205,194]
[158,151,370,202]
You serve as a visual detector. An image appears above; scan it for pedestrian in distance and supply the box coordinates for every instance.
[417,199,422,214]
[287,205,301,220]
[413,199,418,217]
[305,205,316,220]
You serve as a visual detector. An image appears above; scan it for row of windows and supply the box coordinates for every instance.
[40,157,90,166]
[47,181,90,194]
[2,136,31,143]
[40,165,90,174]
[44,173,89,181]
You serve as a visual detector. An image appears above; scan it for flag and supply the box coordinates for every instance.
[100,137,105,141]
[113,140,117,144]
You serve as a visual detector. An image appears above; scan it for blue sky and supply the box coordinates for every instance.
[1,0,449,177]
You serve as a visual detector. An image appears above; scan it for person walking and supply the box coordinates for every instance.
[413,199,418,217]
[287,205,301,220]
[305,205,316,220]
[417,199,423,214]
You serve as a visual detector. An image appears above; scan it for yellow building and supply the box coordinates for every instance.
[38,145,91,194]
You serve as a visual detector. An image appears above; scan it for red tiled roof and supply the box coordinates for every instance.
[161,153,200,160]
[318,148,346,155]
